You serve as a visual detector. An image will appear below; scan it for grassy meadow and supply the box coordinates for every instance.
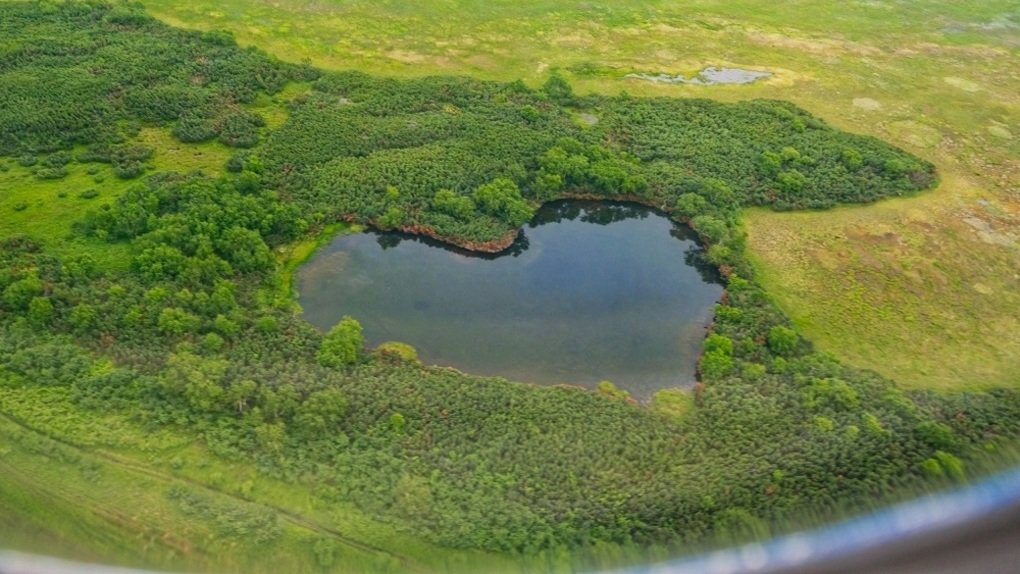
[141,0,1020,390]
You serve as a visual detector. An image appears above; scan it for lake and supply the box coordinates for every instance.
[297,201,723,398]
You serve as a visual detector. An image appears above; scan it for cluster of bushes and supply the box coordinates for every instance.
[0,2,315,168]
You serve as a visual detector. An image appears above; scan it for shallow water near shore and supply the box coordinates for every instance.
[298,201,723,398]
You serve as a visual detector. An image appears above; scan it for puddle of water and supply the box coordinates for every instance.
[626,66,772,85]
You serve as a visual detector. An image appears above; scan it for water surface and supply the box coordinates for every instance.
[627,66,772,85]
[298,201,722,398]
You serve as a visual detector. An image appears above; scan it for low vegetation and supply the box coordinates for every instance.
[1,2,1018,572]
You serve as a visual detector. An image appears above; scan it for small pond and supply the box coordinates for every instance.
[297,201,723,398]
[627,66,772,85]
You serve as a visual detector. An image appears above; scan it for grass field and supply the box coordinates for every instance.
[141,0,1020,389]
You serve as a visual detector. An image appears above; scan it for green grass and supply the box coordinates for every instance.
[140,0,1020,390]
[0,159,133,270]
[266,222,362,310]
[0,128,234,270]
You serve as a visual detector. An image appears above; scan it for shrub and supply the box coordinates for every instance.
[316,316,364,368]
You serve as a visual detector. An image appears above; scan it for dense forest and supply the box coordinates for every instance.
[2,1,1018,564]
[261,69,935,251]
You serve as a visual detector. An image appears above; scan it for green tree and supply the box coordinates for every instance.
[158,307,201,336]
[68,303,98,334]
[218,227,272,273]
[377,206,406,229]
[675,193,710,219]
[767,326,799,357]
[200,332,225,353]
[375,341,420,363]
[802,378,859,411]
[164,352,228,413]
[432,190,476,219]
[700,351,734,380]
[228,379,258,414]
[316,316,364,368]
[541,72,574,104]
[704,334,734,356]
[596,380,630,401]
[691,215,729,244]
[3,275,43,310]
[294,388,348,435]
[474,178,534,227]
[393,474,433,519]
[759,151,782,175]
[255,421,287,453]
[935,451,965,481]
[841,148,864,170]
[27,297,54,326]
[389,412,407,433]
[777,169,807,193]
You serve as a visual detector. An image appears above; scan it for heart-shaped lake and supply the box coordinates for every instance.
[297,201,723,398]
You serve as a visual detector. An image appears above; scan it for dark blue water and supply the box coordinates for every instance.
[297,201,723,397]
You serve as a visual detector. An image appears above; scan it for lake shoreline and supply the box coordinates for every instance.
[346,191,681,255]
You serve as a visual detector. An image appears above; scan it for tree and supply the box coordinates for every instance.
[701,334,735,381]
[759,151,782,175]
[780,146,801,163]
[163,352,228,413]
[389,412,406,433]
[432,190,475,219]
[704,334,734,356]
[474,178,533,227]
[317,316,364,368]
[675,193,710,219]
[217,227,272,273]
[200,332,225,353]
[596,380,630,401]
[841,148,863,170]
[260,385,300,421]
[541,72,574,104]
[883,159,907,176]
[393,474,433,519]
[375,341,420,364]
[3,275,43,310]
[27,296,54,326]
[158,307,201,336]
[228,379,258,414]
[802,378,859,411]
[777,169,806,193]
[377,206,406,229]
[767,326,799,357]
[255,421,287,453]
[135,245,187,281]
[68,303,98,334]
[700,351,733,381]
[691,215,729,244]
[295,388,348,435]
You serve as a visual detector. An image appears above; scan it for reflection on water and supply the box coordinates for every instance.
[297,201,723,398]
